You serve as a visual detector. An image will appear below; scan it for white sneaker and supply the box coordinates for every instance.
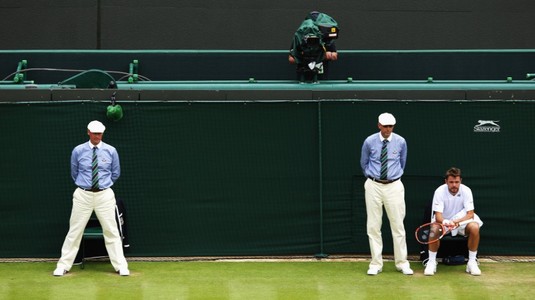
[466,260,481,276]
[367,266,382,275]
[399,265,414,275]
[53,268,67,276]
[424,260,437,276]
[119,268,130,276]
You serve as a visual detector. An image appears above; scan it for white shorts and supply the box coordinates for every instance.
[432,209,483,237]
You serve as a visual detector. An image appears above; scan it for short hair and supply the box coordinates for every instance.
[445,167,462,179]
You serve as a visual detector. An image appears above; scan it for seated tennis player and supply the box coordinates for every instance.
[425,167,483,276]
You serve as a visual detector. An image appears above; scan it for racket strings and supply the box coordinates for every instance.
[416,223,444,244]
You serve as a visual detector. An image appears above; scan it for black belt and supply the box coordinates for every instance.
[368,177,400,184]
[79,187,106,192]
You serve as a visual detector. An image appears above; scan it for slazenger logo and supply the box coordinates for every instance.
[473,120,500,133]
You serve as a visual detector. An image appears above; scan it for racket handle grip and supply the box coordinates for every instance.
[455,219,474,227]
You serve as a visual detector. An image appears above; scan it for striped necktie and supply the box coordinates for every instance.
[92,147,100,190]
[380,140,388,180]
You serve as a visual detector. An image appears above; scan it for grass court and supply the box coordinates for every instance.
[0,258,533,300]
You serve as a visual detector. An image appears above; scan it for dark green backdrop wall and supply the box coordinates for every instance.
[1,1,534,50]
[1,99,534,258]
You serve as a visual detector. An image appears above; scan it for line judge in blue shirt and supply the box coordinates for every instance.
[53,120,129,276]
[360,112,412,275]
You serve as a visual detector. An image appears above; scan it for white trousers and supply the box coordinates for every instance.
[56,188,128,271]
[364,179,409,270]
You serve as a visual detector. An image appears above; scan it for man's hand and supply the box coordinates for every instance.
[325,51,338,61]
[288,55,296,64]
[442,219,454,226]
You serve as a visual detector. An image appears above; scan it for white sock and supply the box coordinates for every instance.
[428,250,437,262]
[469,250,478,262]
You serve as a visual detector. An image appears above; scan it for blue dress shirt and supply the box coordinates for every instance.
[360,132,407,180]
[71,141,120,189]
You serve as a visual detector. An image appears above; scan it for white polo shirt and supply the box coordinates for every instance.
[432,183,475,219]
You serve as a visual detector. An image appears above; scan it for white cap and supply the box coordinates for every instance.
[87,120,106,133]
[378,113,396,126]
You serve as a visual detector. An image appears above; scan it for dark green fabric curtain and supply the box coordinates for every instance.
[1,100,533,257]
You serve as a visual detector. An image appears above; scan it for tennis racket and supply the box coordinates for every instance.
[415,219,472,244]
